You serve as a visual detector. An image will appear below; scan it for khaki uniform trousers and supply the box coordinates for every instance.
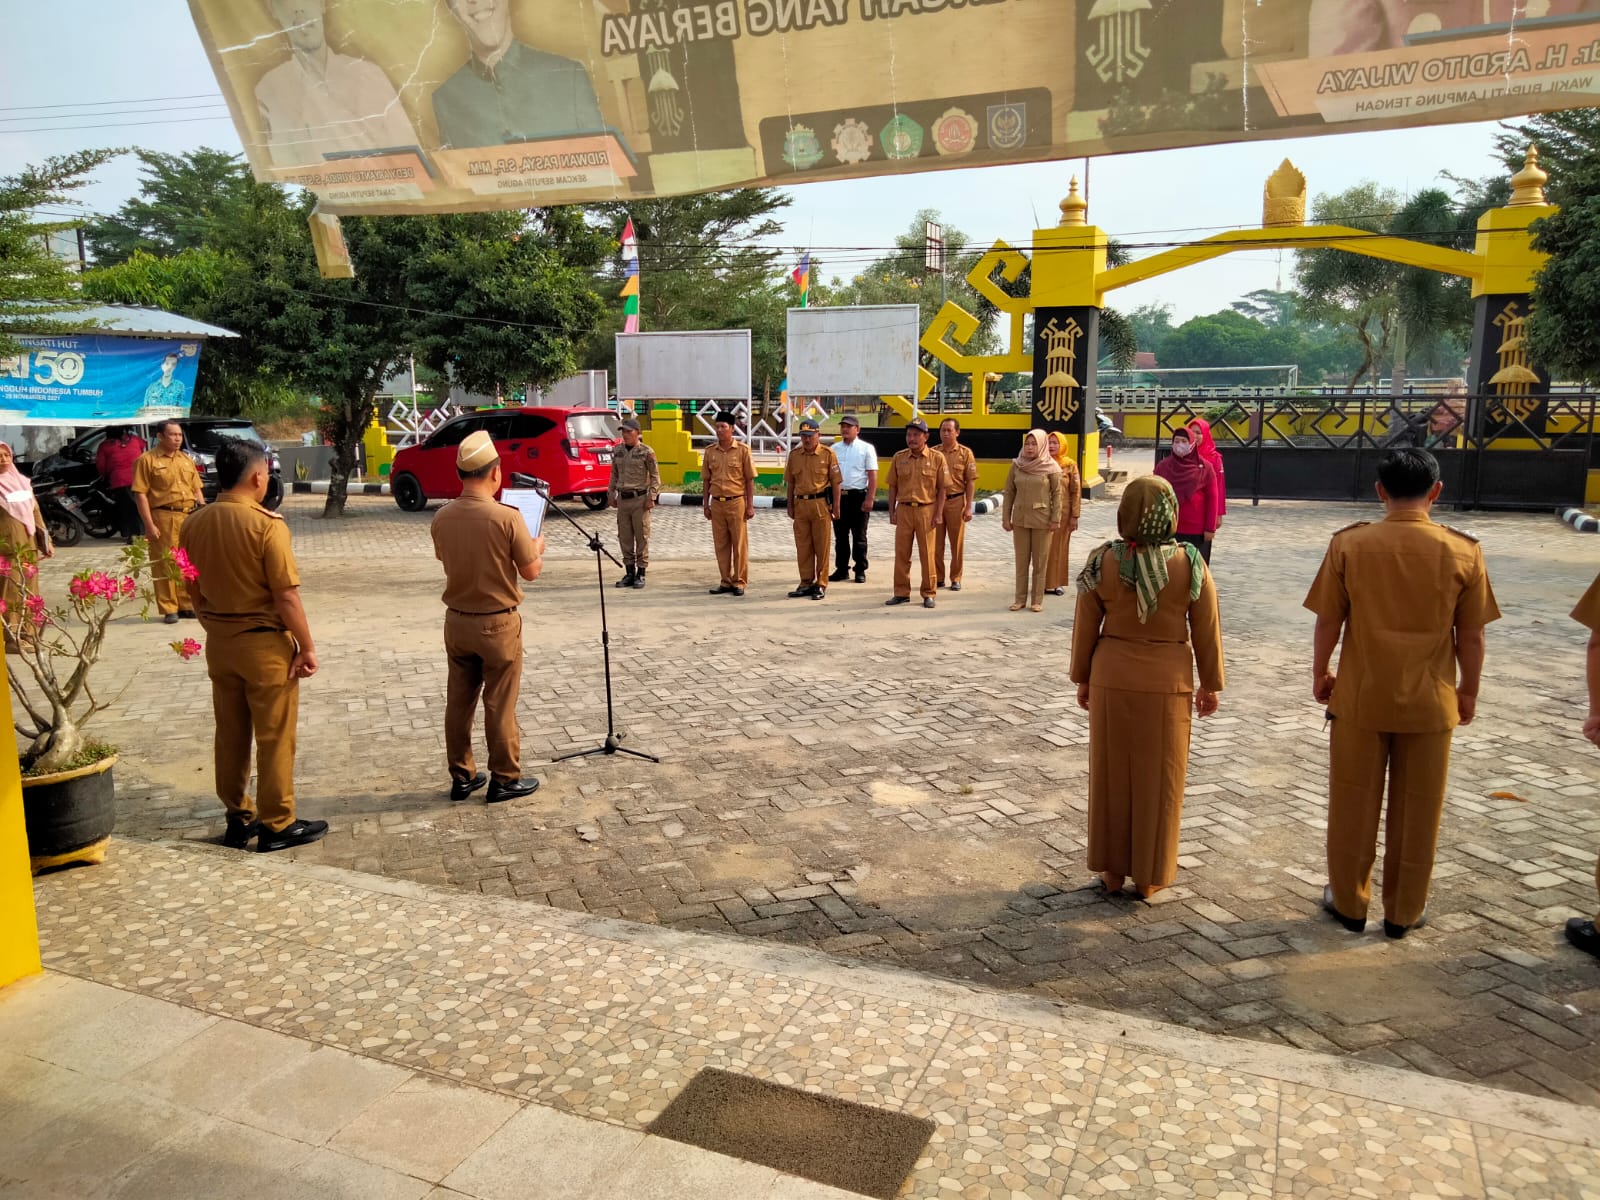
[710,497,748,587]
[934,497,968,585]
[150,508,188,615]
[892,503,938,599]
[792,497,832,588]
[204,625,299,833]
[444,610,524,784]
[617,494,651,570]
[1327,717,1453,927]
[1012,527,1052,606]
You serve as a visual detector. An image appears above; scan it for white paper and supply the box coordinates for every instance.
[502,489,546,538]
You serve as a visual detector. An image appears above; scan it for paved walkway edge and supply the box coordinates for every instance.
[117,836,1598,1151]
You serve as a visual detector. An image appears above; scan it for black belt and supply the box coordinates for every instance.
[946,492,966,500]
[157,505,193,514]
[797,489,831,501]
[617,489,649,500]
[448,607,517,617]
[841,486,867,492]
[899,500,929,507]
[710,495,742,501]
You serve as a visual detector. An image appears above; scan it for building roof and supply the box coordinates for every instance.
[16,303,238,340]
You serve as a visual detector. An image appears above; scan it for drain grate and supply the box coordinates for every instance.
[647,1068,934,1199]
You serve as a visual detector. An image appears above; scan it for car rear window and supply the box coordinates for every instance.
[566,414,618,442]
[190,424,265,453]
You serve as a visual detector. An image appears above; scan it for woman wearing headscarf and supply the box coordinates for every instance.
[1043,431,1082,597]
[1071,476,1224,899]
[1189,417,1227,551]
[1001,429,1063,612]
[0,442,53,638]
[1154,425,1219,563]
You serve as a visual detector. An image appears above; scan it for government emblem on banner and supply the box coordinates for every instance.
[880,114,924,160]
[782,125,824,169]
[1086,0,1154,84]
[933,108,978,156]
[987,103,1027,152]
[831,118,873,165]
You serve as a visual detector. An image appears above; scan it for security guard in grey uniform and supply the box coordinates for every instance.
[608,418,659,589]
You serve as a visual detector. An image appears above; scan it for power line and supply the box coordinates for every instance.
[0,103,232,125]
[0,92,224,113]
[0,114,236,135]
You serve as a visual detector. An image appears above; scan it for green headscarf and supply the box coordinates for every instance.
[1075,475,1204,623]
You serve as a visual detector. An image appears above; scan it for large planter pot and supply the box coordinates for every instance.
[21,753,117,874]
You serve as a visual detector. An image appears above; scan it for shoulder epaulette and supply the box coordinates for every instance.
[1331,521,1369,536]
[1439,523,1480,543]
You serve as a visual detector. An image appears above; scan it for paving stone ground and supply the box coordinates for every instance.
[44,453,1600,1107]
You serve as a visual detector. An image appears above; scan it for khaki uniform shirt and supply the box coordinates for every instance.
[608,442,660,503]
[431,494,538,614]
[1572,572,1600,631]
[1002,466,1064,530]
[1059,459,1083,522]
[889,447,952,506]
[1303,510,1501,733]
[1070,545,1225,694]
[936,443,978,498]
[181,493,300,630]
[785,444,841,498]
[130,448,202,511]
[703,441,755,498]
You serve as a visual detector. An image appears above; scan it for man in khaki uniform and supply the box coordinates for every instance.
[885,418,953,610]
[132,420,205,624]
[182,439,326,853]
[432,431,545,804]
[784,418,842,601]
[933,417,978,592]
[1565,573,1600,957]
[608,417,658,590]
[702,410,755,596]
[1304,448,1499,939]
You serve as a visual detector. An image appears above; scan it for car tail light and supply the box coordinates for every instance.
[52,486,66,496]
[561,437,580,461]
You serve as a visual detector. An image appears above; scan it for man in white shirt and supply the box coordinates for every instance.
[827,413,879,585]
[255,0,421,169]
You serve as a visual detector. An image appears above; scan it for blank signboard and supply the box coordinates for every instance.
[786,305,920,397]
[615,331,751,400]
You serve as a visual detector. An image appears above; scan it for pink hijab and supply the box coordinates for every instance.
[1188,418,1227,515]
[0,443,36,537]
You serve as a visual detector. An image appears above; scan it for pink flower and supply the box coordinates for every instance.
[21,562,37,581]
[119,576,136,596]
[171,548,199,583]
[0,556,12,577]
[1,598,8,615]
[169,638,203,661]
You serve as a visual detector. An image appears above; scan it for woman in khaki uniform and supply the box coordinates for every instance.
[1001,430,1063,612]
[0,442,52,639]
[1071,476,1224,899]
[1044,431,1083,596]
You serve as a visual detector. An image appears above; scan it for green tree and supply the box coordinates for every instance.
[84,148,255,266]
[0,150,117,357]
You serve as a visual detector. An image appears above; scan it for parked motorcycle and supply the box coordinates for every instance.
[1097,408,1126,448]
[36,478,117,549]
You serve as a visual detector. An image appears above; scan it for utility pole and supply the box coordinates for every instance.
[925,220,946,413]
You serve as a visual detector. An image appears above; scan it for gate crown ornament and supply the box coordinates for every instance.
[1508,146,1549,208]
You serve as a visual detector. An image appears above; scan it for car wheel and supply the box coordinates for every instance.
[393,473,427,512]
[580,492,608,511]
[263,474,284,512]
[47,515,81,548]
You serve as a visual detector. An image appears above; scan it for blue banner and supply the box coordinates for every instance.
[0,336,202,425]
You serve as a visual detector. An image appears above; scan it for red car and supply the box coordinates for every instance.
[390,406,621,512]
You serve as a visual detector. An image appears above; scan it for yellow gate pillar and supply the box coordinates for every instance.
[0,648,41,989]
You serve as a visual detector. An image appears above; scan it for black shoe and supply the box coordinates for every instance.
[450,771,488,802]
[222,815,259,849]
[950,581,962,592]
[811,588,826,600]
[709,585,735,595]
[1565,918,1600,958]
[1383,909,1428,940]
[630,569,646,589]
[854,572,866,584]
[923,597,936,609]
[178,609,197,619]
[1321,884,1366,933]
[256,819,329,853]
[828,569,849,582]
[1046,588,1066,597]
[615,570,637,588]
[162,613,180,625]
[486,777,541,804]
[730,587,745,597]
[788,584,818,598]
[885,596,911,606]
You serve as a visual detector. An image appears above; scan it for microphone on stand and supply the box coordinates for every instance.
[510,473,551,493]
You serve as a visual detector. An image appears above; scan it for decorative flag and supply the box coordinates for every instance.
[620,217,640,333]
[791,253,810,308]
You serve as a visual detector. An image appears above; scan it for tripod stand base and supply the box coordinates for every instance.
[553,730,660,764]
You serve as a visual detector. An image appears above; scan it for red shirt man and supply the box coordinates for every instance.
[96,428,147,489]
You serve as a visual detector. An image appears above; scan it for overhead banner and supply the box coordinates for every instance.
[187,1,1600,214]
[0,337,201,426]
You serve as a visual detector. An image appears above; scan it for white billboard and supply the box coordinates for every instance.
[786,306,920,397]
[615,332,750,401]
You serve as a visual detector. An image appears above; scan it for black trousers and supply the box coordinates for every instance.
[833,489,870,574]
[111,487,140,538]
[1175,532,1212,564]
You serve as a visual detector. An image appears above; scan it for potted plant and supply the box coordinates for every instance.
[3,537,199,873]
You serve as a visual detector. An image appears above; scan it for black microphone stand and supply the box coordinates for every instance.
[509,475,658,764]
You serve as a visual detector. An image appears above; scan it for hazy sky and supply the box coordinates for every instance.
[2,1,1525,324]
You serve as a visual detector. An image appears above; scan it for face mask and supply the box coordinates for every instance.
[1172,440,1194,458]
